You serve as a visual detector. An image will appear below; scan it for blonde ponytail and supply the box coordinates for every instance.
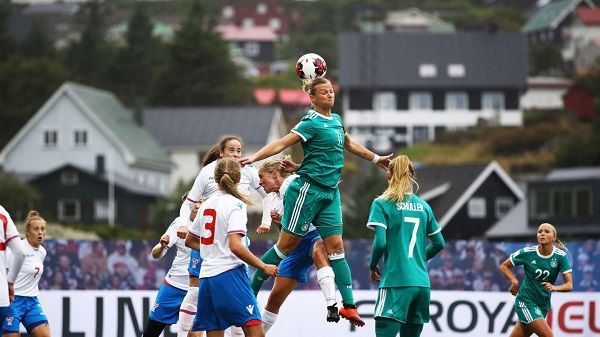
[214,158,252,205]
[380,155,418,202]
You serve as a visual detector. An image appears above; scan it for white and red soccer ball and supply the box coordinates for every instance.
[295,53,327,80]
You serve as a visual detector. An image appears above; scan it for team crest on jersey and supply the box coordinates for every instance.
[550,260,557,268]
[5,315,13,326]
[246,305,254,314]
[192,258,199,268]
[301,223,309,232]
[535,307,542,315]
[152,303,159,312]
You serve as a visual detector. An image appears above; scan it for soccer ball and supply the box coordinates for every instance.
[295,53,327,80]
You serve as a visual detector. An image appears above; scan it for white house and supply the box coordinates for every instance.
[0,82,172,196]
[520,76,572,110]
[338,31,528,151]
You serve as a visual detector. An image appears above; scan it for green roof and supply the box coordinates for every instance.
[66,82,172,168]
[523,0,589,33]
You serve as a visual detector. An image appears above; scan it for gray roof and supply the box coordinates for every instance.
[66,83,172,168]
[416,163,489,220]
[546,166,600,180]
[143,107,279,148]
[338,31,528,89]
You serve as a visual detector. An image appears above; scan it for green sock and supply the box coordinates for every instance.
[329,257,355,305]
[250,245,286,295]
[376,318,401,337]
[400,322,424,337]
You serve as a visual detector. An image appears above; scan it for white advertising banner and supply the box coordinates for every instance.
[28,290,600,337]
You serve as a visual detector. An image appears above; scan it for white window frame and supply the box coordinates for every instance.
[468,197,486,218]
[373,91,397,111]
[242,18,254,28]
[269,18,281,31]
[445,91,468,110]
[409,92,432,110]
[447,64,466,78]
[58,199,81,221]
[222,6,234,19]
[43,129,58,147]
[94,199,110,220]
[419,64,437,78]
[495,197,514,219]
[482,91,505,110]
[256,3,267,14]
[412,125,430,145]
[60,171,79,185]
[74,129,88,146]
[244,42,260,57]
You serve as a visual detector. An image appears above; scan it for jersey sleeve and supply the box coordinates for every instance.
[188,208,204,238]
[366,199,387,230]
[559,253,572,274]
[426,205,442,236]
[291,117,316,142]
[165,218,181,249]
[188,169,209,203]
[2,211,20,242]
[261,194,276,227]
[509,248,526,266]
[227,202,248,236]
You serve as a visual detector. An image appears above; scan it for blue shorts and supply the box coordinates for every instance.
[279,230,320,283]
[150,281,187,325]
[0,307,7,327]
[2,296,48,334]
[188,249,202,278]
[193,265,261,331]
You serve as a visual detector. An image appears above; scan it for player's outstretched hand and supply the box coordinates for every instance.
[262,264,279,278]
[281,158,300,173]
[239,156,256,167]
[541,282,555,292]
[256,224,271,234]
[176,226,188,239]
[376,153,394,171]
[370,266,381,283]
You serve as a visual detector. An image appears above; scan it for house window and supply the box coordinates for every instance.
[61,171,79,185]
[482,92,505,110]
[74,129,87,146]
[447,64,465,77]
[269,18,281,31]
[495,197,514,218]
[43,130,58,147]
[94,199,110,220]
[445,91,468,110]
[222,6,234,19]
[468,197,486,218]
[373,91,396,111]
[530,188,551,218]
[58,199,81,221]
[256,3,267,14]
[419,64,437,78]
[244,42,260,57]
[575,188,592,217]
[413,126,429,145]
[409,92,432,110]
[242,18,254,28]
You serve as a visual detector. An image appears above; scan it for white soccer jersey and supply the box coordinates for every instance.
[6,239,45,297]
[156,217,191,290]
[189,191,248,278]
[263,175,316,232]
[0,206,21,306]
[181,161,266,226]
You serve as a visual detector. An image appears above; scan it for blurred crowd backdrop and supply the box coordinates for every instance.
[37,238,599,292]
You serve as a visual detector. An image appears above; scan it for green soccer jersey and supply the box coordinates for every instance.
[510,246,572,310]
[367,194,441,288]
[291,110,345,188]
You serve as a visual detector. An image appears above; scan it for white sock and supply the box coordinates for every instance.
[316,266,337,306]
[177,287,198,337]
[261,309,278,334]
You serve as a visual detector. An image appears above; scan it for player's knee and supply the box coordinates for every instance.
[311,241,329,267]
[185,286,199,303]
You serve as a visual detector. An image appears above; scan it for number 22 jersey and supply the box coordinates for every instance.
[188,191,248,278]
[510,246,572,310]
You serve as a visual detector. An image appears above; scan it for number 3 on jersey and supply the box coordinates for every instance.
[201,208,217,245]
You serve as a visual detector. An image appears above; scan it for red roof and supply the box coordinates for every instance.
[577,8,600,26]
[215,25,277,42]
[278,89,311,105]
[253,88,276,105]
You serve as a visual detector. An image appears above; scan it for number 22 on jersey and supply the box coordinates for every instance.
[201,208,217,245]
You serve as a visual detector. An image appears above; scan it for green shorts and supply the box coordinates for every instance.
[281,176,342,238]
[515,300,548,324]
[374,286,430,324]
